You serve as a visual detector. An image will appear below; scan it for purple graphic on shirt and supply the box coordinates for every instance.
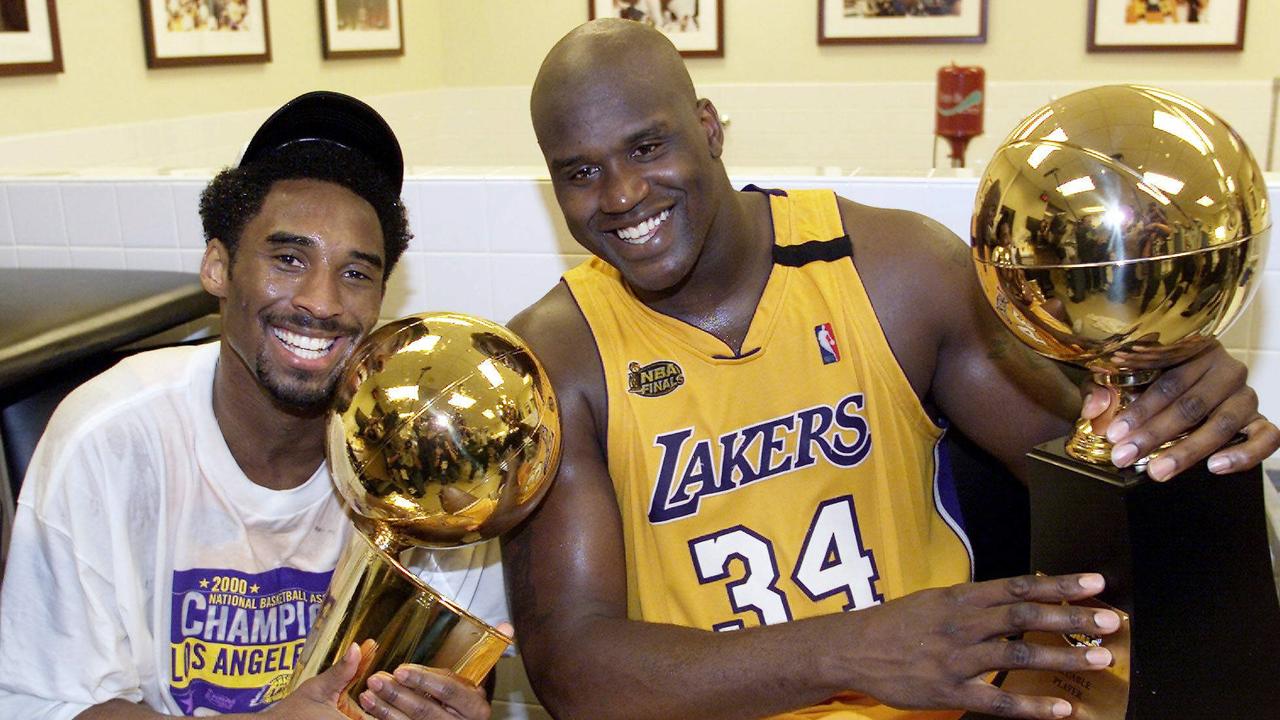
[168,567,333,715]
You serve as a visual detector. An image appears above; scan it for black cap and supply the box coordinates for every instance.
[239,91,404,192]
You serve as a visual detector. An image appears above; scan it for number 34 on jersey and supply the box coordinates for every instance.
[689,495,884,631]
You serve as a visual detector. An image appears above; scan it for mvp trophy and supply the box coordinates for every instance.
[971,85,1279,718]
[287,312,560,718]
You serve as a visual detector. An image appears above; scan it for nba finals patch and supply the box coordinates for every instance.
[814,323,841,364]
[628,360,684,398]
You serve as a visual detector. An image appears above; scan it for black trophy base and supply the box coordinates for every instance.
[973,439,1280,719]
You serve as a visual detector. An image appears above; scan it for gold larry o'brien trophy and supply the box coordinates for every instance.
[970,85,1279,719]
[287,312,560,718]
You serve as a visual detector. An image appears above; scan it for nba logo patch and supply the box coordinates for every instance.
[814,323,840,364]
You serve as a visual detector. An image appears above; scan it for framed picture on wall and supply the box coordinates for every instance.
[321,0,403,59]
[0,0,62,76]
[139,0,271,68]
[589,1,724,58]
[818,0,987,45]
[1087,0,1246,52]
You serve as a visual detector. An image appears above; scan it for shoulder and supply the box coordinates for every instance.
[508,283,607,440]
[44,343,214,438]
[509,283,598,386]
[833,195,979,399]
[18,345,211,531]
[32,344,214,486]
[835,195,970,278]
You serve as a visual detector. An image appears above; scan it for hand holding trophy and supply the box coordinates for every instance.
[971,85,1278,718]
[288,312,560,718]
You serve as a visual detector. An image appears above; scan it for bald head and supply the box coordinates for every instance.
[531,19,698,146]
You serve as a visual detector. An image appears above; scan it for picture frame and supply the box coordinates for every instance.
[139,0,271,68]
[588,0,723,58]
[0,0,62,76]
[818,0,987,45]
[321,0,403,59]
[1087,0,1246,52]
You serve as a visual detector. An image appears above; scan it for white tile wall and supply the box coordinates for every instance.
[489,253,589,323]
[7,184,66,247]
[409,181,491,253]
[172,182,208,250]
[125,247,182,272]
[0,186,13,246]
[59,184,121,248]
[117,183,179,248]
[1254,281,1279,352]
[484,181,576,256]
[16,245,70,267]
[417,252,496,321]
[70,247,127,270]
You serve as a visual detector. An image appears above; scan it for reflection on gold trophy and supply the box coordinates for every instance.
[972,84,1269,466]
[287,312,561,718]
[970,85,1276,718]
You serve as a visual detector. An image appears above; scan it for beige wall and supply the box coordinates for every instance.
[439,0,1280,86]
[3,1,1277,138]
[2,0,444,137]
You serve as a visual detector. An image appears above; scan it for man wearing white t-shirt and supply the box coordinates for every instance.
[0,92,503,720]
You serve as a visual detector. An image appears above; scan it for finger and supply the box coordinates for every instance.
[307,643,361,704]
[391,665,490,720]
[971,601,1121,647]
[951,573,1107,609]
[495,622,515,639]
[1106,344,1242,451]
[1205,415,1280,475]
[956,680,1075,719]
[957,636,1113,684]
[1132,387,1259,480]
[361,673,452,720]
[358,684,413,720]
[1078,381,1111,422]
[1109,372,1250,471]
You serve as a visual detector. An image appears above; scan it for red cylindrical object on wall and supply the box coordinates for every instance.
[936,64,985,168]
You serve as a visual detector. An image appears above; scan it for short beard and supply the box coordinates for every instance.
[253,347,343,412]
[255,311,358,411]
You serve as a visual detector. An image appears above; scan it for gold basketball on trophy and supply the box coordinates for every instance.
[971,84,1270,465]
[289,312,561,715]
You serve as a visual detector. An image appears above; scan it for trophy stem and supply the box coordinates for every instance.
[1066,374,1182,471]
[289,530,511,717]
[1065,373,1149,466]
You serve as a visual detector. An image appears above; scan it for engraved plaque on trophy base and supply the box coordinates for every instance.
[975,439,1280,719]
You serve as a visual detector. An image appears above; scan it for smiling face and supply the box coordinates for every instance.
[202,178,385,410]
[533,21,728,296]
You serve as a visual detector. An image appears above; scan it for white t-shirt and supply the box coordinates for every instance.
[0,343,509,718]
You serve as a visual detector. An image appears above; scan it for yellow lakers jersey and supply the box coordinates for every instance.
[563,188,972,720]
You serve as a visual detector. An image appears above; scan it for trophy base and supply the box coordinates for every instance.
[1065,419,1178,472]
[1064,418,1113,466]
[968,438,1280,719]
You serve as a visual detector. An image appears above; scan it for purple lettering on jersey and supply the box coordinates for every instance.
[168,567,333,715]
[648,394,872,524]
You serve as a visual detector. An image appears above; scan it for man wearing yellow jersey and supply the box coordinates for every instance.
[502,19,1279,720]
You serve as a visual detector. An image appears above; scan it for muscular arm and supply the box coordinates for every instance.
[503,284,1112,720]
[842,202,1078,481]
